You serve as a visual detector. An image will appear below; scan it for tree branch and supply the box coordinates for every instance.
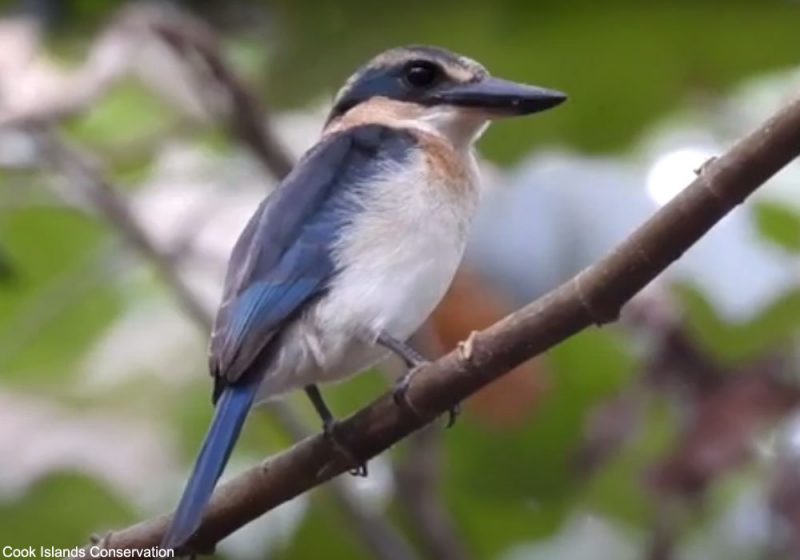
[68,88,800,554]
[267,405,418,560]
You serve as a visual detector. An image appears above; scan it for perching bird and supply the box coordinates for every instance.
[162,45,565,549]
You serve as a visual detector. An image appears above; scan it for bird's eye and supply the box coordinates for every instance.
[403,61,441,89]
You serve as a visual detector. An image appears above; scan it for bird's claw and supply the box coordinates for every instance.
[392,363,428,415]
[445,403,461,428]
[393,365,461,428]
[322,418,368,477]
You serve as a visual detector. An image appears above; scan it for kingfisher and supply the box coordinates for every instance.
[162,45,565,549]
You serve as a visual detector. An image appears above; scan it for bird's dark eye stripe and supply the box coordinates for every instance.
[402,60,442,89]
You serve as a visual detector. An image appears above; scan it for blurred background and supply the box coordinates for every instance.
[2,1,800,559]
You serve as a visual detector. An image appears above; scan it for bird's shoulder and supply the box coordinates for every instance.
[226,123,421,293]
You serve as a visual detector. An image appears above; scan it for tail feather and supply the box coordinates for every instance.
[161,382,257,549]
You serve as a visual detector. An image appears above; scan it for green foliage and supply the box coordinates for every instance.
[443,329,637,556]
[0,472,134,548]
[675,283,800,366]
[0,207,122,385]
[752,201,800,253]
[63,80,178,183]
[282,498,368,560]
[66,81,173,147]
[0,242,16,283]
[583,400,675,526]
[267,0,800,162]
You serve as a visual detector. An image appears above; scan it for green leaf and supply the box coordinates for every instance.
[0,472,134,548]
[281,497,368,560]
[64,80,177,158]
[225,39,270,84]
[316,366,388,417]
[675,283,800,365]
[0,242,16,283]
[453,494,567,559]
[751,201,800,252]
[0,207,122,385]
[442,328,637,555]
[582,400,675,526]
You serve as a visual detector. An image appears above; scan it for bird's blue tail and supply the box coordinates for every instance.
[161,382,257,549]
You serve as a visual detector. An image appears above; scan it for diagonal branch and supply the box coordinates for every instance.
[154,20,295,180]
[31,129,211,329]
[70,91,800,553]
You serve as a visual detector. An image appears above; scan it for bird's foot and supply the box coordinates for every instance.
[392,366,461,428]
[391,362,454,427]
[392,364,425,415]
[322,418,368,477]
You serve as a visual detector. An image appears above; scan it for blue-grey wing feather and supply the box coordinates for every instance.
[209,124,417,393]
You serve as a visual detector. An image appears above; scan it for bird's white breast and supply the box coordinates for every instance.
[330,153,476,332]
[255,139,480,401]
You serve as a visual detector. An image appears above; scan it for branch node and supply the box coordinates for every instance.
[457,331,479,363]
[694,156,718,177]
[574,270,620,326]
[87,531,113,554]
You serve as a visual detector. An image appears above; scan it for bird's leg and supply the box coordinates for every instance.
[377,331,429,369]
[304,385,367,476]
[376,331,460,427]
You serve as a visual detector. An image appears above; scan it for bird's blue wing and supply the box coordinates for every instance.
[209,124,418,387]
[162,124,418,549]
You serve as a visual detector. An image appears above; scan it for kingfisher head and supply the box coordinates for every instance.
[325,45,566,146]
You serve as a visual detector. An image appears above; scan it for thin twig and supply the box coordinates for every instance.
[32,129,210,328]
[154,20,295,179]
[68,92,800,555]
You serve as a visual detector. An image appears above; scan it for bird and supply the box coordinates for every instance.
[161,44,566,549]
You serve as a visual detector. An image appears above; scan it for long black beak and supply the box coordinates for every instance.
[433,77,566,117]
